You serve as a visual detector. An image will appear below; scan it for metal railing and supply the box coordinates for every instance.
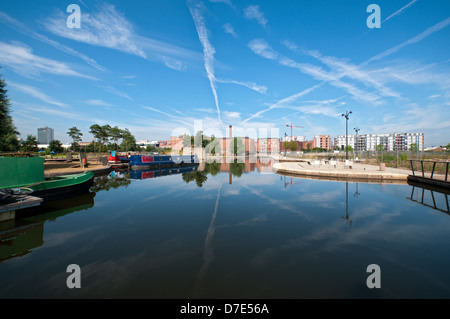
[410,160,449,181]
[409,185,449,214]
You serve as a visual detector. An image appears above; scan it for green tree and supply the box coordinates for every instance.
[21,134,38,152]
[230,161,245,177]
[205,161,221,176]
[67,127,83,151]
[146,145,156,152]
[120,129,137,152]
[182,134,191,148]
[100,125,111,151]
[345,145,353,152]
[206,136,219,155]
[182,171,208,187]
[0,71,20,151]
[89,124,102,153]
[409,143,418,152]
[109,126,123,151]
[233,137,245,155]
[48,140,64,153]
[289,141,298,151]
[375,144,385,152]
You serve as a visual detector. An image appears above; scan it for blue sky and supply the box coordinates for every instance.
[0,0,449,146]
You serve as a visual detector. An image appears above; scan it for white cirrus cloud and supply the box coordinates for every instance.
[85,99,112,107]
[223,23,237,38]
[43,4,146,58]
[383,0,419,23]
[368,17,450,63]
[0,41,96,80]
[0,11,105,72]
[244,5,267,27]
[249,39,383,105]
[188,0,222,125]
[209,0,233,6]
[101,85,133,101]
[217,78,268,94]
[9,82,68,108]
[223,111,241,119]
[43,4,196,72]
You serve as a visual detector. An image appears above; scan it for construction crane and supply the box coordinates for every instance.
[285,123,304,139]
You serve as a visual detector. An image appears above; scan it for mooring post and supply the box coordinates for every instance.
[446,162,449,182]
[431,162,436,179]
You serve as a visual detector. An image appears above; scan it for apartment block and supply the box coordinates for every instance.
[335,132,424,151]
[314,135,332,150]
[257,138,280,154]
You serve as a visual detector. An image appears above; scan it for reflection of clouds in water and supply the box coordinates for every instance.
[43,229,93,248]
[194,184,222,293]
[242,185,313,221]
[247,196,450,295]
[251,247,276,267]
[223,188,240,196]
[40,236,191,297]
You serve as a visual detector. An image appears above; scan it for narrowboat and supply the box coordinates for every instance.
[0,157,94,201]
[128,154,198,170]
[107,151,131,164]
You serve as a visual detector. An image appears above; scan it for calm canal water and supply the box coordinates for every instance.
[1,159,450,299]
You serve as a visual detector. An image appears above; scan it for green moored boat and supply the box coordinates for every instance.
[0,157,94,201]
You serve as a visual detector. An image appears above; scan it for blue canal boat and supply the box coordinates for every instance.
[128,154,198,170]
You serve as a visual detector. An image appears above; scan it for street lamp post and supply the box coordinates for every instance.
[284,132,287,157]
[342,110,352,160]
[354,126,360,159]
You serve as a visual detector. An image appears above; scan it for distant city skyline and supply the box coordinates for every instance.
[1,1,449,147]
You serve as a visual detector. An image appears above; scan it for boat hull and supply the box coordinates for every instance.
[28,172,95,201]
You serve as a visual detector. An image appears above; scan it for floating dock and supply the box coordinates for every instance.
[0,195,43,222]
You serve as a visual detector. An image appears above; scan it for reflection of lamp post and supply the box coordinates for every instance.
[343,182,352,225]
[354,183,360,198]
[342,110,352,160]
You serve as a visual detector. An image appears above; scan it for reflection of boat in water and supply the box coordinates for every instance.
[130,165,198,180]
[0,220,43,263]
[0,191,95,263]
[408,181,449,214]
[18,191,96,221]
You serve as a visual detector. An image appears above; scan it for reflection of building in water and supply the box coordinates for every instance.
[204,158,274,174]
[256,158,274,173]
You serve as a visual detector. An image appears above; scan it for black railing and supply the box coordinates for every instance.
[410,160,449,182]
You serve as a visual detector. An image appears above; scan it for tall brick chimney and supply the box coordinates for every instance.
[229,125,232,138]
